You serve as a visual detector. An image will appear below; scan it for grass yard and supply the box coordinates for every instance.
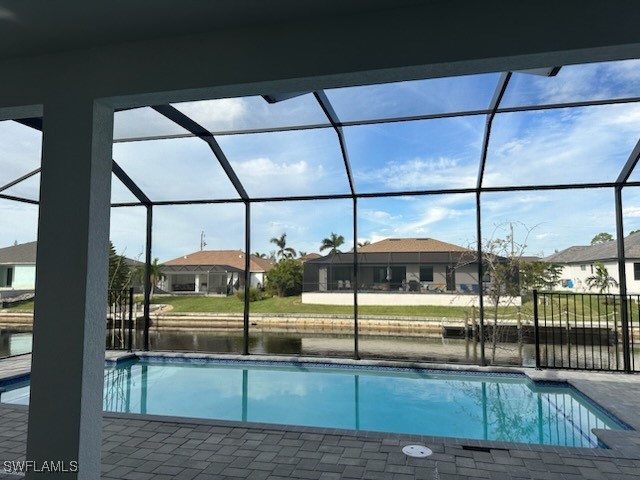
[146,294,504,318]
[9,293,629,321]
[1,301,34,311]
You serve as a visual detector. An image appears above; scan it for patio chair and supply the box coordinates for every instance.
[344,280,351,289]
[460,284,469,293]
[338,280,344,289]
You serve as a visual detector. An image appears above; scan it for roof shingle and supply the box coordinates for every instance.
[163,250,275,272]
[358,238,469,253]
[0,241,37,264]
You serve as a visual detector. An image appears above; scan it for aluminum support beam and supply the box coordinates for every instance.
[353,197,359,360]
[114,95,640,144]
[617,137,640,185]
[476,72,512,190]
[243,202,251,355]
[112,160,151,205]
[615,187,632,372]
[0,193,39,205]
[313,90,356,196]
[143,205,153,351]
[0,167,40,193]
[151,104,249,200]
[474,72,511,367]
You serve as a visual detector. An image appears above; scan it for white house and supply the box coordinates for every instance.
[544,231,640,294]
[0,241,37,296]
[159,250,275,295]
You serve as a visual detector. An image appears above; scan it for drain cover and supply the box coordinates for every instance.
[402,445,433,458]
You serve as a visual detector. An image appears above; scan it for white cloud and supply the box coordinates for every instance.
[356,156,477,191]
[173,98,247,131]
[624,206,640,218]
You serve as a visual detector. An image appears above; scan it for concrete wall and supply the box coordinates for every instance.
[302,292,521,307]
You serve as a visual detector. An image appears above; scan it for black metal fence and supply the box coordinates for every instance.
[106,288,134,351]
[533,290,638,372]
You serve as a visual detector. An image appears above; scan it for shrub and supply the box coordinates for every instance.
[265,259,303,297]
[236,287,264,302]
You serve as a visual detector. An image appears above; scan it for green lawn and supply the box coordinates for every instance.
[9,294,629,321]
[147,295,507,318]
[1,300,34,311]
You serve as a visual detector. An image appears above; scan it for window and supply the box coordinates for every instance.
[6,267,13,287]
[634,263,640,281]
[419,266,434,282]
[580,265,586,271]
[373,267,387,283]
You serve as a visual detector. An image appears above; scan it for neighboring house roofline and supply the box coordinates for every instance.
[162,249,275,273]
[543,231,640,264]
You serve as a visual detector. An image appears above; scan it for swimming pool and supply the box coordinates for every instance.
[0,358,628,447]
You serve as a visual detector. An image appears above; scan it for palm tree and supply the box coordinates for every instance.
[252,252,267,258]
[586,262,619,294]
[320,232,345,254]
[270,233,296,259]
[298,251,307,258]
[358,240,371,248]
[135,257,165,298]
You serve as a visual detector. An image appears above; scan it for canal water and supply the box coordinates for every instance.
[3,328,639,369]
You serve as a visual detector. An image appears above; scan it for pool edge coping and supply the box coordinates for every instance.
[1,351,637,456]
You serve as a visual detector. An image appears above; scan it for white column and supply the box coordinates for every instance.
[26,98,113,479]
[195,273,200,293]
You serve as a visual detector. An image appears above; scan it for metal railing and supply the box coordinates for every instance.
[533,290,637,372]
[106,288,134,351]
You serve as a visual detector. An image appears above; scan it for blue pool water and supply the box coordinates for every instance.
[0,359,627,447]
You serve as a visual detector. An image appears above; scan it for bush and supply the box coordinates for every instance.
[236,287,265,302]
[265,259,303,297]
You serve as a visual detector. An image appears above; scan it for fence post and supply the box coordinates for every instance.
[533,289,540,369]
[128,288,134,352]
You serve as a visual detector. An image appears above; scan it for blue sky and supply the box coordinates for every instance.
[2,59,640,261]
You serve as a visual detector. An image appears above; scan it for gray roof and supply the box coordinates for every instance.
[0,241,144,267]
[544,231,640,263]
[0,241,37,264]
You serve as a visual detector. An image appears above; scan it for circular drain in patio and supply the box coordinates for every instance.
[402,445,433,458]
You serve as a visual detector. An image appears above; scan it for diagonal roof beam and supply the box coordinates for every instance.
[151,104,249,200]
[617,137,640,186]
[0,193,39,205]
[12,116,152,205]
[112,160,151,205]
[0,167,41,193]
[476,72,512,189]
[313,91,356,196]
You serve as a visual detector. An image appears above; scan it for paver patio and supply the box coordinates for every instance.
[0,353,639,479]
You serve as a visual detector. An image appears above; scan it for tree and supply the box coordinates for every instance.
[265,259,303,297]
[134,257,166,298]
[298,251,307,258]
[320,232,345,254]
[252,252,267,258]
[458,222,535,363]
[586,262,618,294]
[520,261,562,292]
[108,241,131,291]
[270,233,296,260]
[591,232,613,245]
[358,240,371,248]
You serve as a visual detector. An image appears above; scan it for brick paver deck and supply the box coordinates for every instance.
[0,353,639,479]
